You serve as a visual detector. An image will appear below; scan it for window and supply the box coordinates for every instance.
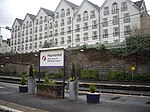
[26,37,28,42]
[23,24,25,29]
[22,45,24,50]
[17,46,20,51]
[35,27,37,33]
[83,22,88,31]
[18,32,20,37]
[102,18,108,27]
[44,32,48,38]
[92,20,97,29]
[113,15,119,25]
[56,12,59,19]
[39,25,42,32]
[77,14,81,22]
[30,28,32,34]
[113,27,119,36]
[61,28,64,35]
[39,41,42,48]
[39,33,42,39]
[22,31,24,36]
[112,2,118,14]
[83,11,88,21]
[40,16,43,24]
[84,33,88,41]
[104,7,109,15]
[75,34,80,42]
[29,43,32,49]
[36,19,38,25]
[67,36,71,43]
[34,42,37,48]
[49,31,53,37]
[60,37,64,45]
[121,2,127,11]
[55,21,58,28]
[22,38,24,43]
[124,25,131,35]
[55,29,58,36]
[26,21,29,29]
[67,17,71,25]
[92,31,97,40]
[34,35,37,41]
[30,22,32,27]
[26,30,28,35]
[124,13,130,23]
[55,38,58,45]
[18,39,20,44]
[61,9,65,18]
[76,24,80,32]
[18,26,20,31]
[103,29,108,38]
[67,26,71,34]
[49,22,52,29]
[44,24,48,30]
[30,36,32,41]
[61,19,64,26]
[66,8,70,16]
[25,44,28,50]
[44,16,47,22]
[90,10,95,19]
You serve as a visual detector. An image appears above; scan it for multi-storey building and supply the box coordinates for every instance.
[10,0,150,53]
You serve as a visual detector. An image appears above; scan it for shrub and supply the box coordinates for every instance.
[134,73,150,82]
[107,71,124,80]
[81,69,98,79]
[44,75,56,86]
[89,83,96,93]
[20,76,27,85]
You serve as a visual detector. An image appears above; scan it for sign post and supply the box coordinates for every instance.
[131,66,136,80]
[38,48,66,98]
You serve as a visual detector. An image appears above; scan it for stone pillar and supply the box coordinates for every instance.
[28,78,36,94]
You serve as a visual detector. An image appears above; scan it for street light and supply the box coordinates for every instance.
[0,26,11,36]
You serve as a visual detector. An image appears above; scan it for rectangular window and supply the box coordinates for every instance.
[113,16,119,25]
[67,36,71,43]
[103,29,108,38]
[75,34,80,42]
[60,37,64,45]
[34,35,37,41]
[83,22,88,31]
[90,10,95,19]
[121,2,127,11]
[55,38,58,45]
[92,20,97,29]
[102,18,108,27]
[124,13,130,23]
[77,14,81,22]
[92,31,97,40]
[113,27,119,36]
[61,19,64,26]
[55,21,58,28]
[61,28,64,35]
[44,24,48,30]
[44,32,47,38]
[49,31,53,37]
[30,36,32,41]
[26,30,28,35]
[124,25,131,35]
[67,26,71,34]
[49,22,52,29]
[104,7,109,15]
[39,25,42,32]
[56,12,59,19]
[34,42,37,48]
[76,24,80,32]
[84,33,88,41]
[35,27,37,33]
[39,33,42,39]
[67,17,71,25]
[55,29,58,36]
[66,8,70,16]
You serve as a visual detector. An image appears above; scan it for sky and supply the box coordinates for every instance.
[0,0,150,40]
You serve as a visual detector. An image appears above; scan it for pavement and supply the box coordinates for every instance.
[0,82,150,112]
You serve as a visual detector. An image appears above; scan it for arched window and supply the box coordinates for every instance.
[83,11,88,21]
[61,9,65,18]
[112,2,118,14]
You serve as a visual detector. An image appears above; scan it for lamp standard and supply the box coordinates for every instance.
[0,26,11,36]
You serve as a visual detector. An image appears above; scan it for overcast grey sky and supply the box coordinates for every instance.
[0,0,150,40]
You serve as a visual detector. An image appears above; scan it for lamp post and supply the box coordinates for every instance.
[0,26,11,36]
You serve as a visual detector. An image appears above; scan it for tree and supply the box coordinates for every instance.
[42,41,52,48]
[29,64,34,77]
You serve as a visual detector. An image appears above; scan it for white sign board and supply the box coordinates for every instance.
[40,49,64,67]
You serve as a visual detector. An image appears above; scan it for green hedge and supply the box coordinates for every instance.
[81,69,98,79]
[107,71,124,80]
[134,73,150,82]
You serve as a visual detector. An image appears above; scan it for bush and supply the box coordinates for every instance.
[134,73,150,82]
[20,76,27,85]
[44,75,56,86]
[107,71,124,80]
[49,73,63,79]
[81,69,98,79]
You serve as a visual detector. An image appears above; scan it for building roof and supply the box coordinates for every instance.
[42,8,54,16]
[65,0,79,9]
[133,0,143,9]
[28,13,36,21]
[87,0,100,10]
[16,18,23,25]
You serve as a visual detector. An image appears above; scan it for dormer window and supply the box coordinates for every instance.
[90,10,95,19]
[104,7,109,15]
[121,2,127,11]
[112,2,118,14]
[61,9,65,18]
[83,11,88,21]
